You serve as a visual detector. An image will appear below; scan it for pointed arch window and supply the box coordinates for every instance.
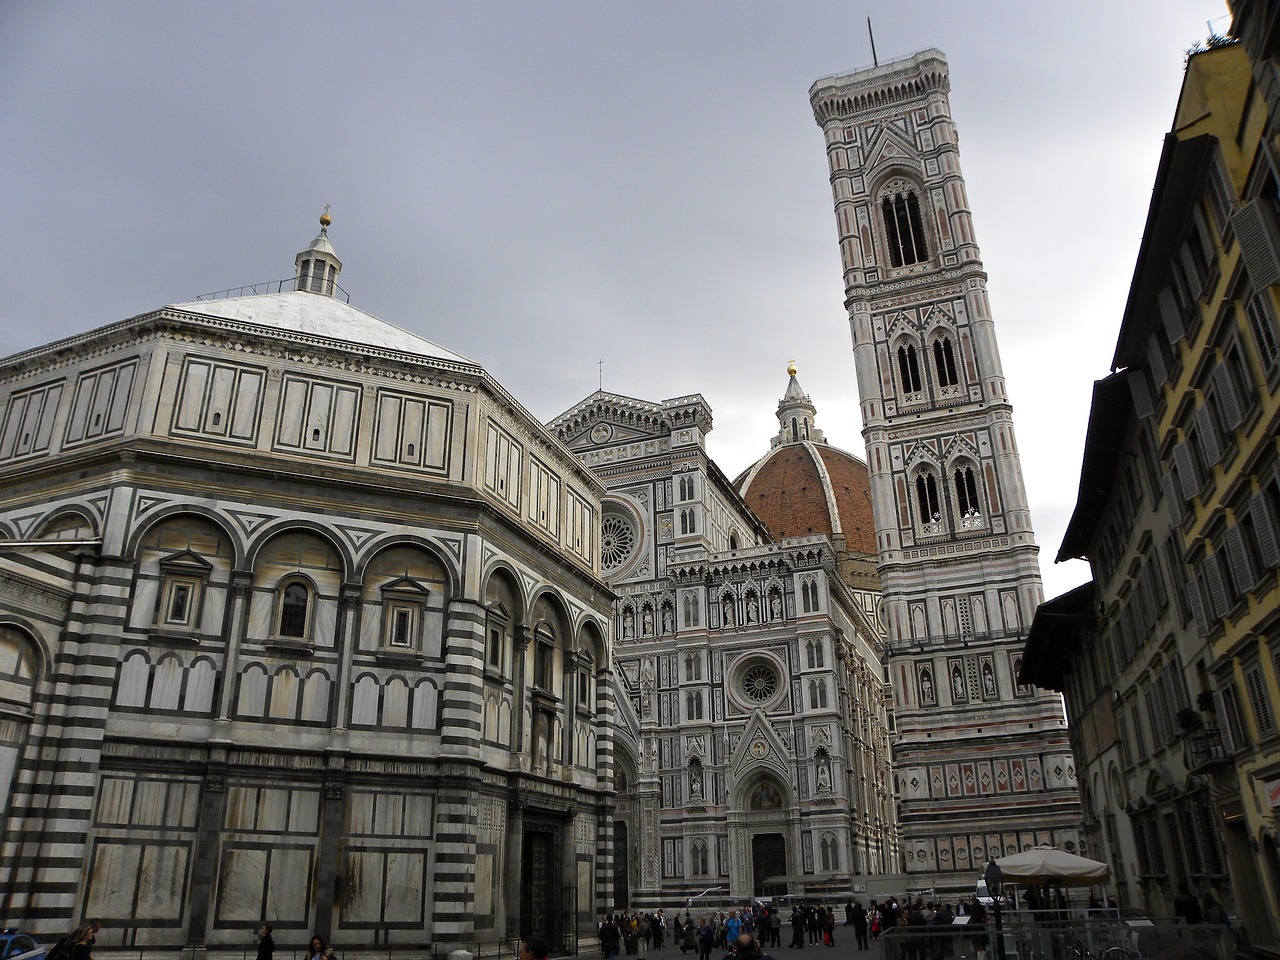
[680,509,696,535]
[933,336,959,387]
[898,344,922,393]
[801,579,819,613]
[915,472,940,524]
[955,465,981,522]
[819,835,840,871]
[682,593,699,627]
[810,678,829,709]
[882,189,928,267]
[690,838,709,876]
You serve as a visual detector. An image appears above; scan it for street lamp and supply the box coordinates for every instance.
[984,860,1005,960]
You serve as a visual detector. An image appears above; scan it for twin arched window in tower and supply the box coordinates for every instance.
[913,462,986,535]
[895,331,963,401]
[880,186,929,268]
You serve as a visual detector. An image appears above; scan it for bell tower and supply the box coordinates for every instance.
[809,50,1081,881]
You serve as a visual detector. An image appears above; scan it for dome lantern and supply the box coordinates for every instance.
[294,207,343,296]
[773,361,825,448]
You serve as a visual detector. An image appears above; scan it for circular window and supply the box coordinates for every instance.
[601,513,637,571]
[742,661,780,702]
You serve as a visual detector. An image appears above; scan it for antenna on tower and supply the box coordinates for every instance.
[598,359,604,391]
[868,17,879,67]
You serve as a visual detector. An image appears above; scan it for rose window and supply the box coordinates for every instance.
[601,514,637,571]
[741,662,780,702]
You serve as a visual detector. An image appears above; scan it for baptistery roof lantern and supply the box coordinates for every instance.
[295,207,344,296]
[774,361,824,448]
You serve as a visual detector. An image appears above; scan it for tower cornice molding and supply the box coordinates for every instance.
[810,49,950,125]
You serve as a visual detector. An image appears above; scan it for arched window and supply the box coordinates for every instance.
[791,417,799,440]
[690,839,709,876]
[685,653,702,681]
[685,691,704,720]
[277,581,310,639]
[915,472,940,522]
[806,641,818,669]
[955,466,980,519]
[898,344,922,393]
[682,593,699,627]
[801,580,819,613]
[680,509,696,535]
[881,189,929,267]
[820,835,840,871]
[933,336,959,387]
[810,679,828,709]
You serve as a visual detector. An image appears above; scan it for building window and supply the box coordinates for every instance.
[819,835,839,872]
[955,466,981,521]
[685,691,704,720]
[933,336,959,387]
[898,343,922,394]
[685,653,702,681]
[690,839,709,876]
[1243,663,1274,738]
[680,509,696,535]
[534,641,553,691]
[1246,293,1280,370]
[801,579,819,613]
[152,550,214,633]
[159,576,201,627]
[277,580,311,639]
[810,678,829,709]
[682,593,699,627]
[388,606,414,647]
[881,189,928,267]
[916,472,941,524]
[488,627,503,668]
[741,660,781,703]
[601,511,638,572]
[379,578,429,652]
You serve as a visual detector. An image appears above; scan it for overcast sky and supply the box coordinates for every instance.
[1,0,1231,599]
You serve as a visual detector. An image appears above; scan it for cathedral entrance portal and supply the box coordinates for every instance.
[521,828,561,946]
[751,833,787,896]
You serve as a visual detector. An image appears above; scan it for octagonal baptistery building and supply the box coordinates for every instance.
[0,219,615,956]
[735,365,880,594]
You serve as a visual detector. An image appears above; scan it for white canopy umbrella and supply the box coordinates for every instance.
[992,847,1111,886]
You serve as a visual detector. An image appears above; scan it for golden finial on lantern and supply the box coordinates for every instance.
[319,203,332,229]
[787,360,797,377]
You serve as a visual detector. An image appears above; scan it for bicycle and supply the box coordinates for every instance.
[1070,939,1140,960]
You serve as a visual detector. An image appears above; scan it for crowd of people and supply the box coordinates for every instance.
[594,896,1003,960]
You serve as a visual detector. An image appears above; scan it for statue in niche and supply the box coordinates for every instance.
[689,763,704,803]
[983,660,996,698]
[816,757,832,793]
[746,595,759,624]
[661,605,673,634]
[722,596,735,627]
[952,665,965,701]
[770,592,782,620]
[622,608,634,638]
[642,607,654,636]
[920,667,935,705]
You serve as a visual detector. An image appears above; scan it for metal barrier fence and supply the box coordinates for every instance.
[877,917,1236,960]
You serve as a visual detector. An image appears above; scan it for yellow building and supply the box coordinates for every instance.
[1027,34,1280,946]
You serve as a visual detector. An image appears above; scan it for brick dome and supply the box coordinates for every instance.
[733,367,877,554]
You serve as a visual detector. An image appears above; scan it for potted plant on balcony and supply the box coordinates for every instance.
[1177,707,1205,735]
[1196,690,1216,713]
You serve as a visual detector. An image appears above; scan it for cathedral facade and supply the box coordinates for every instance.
[808,51,1082,886]
[0,223,616,954]
[550,371,898,907]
